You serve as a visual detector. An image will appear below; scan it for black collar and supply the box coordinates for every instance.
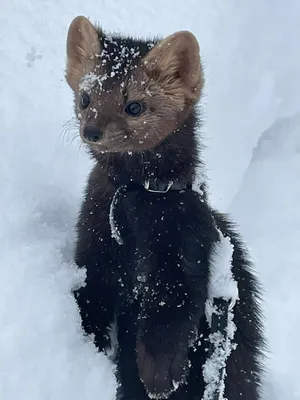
[140,152,192,193]
[143,178,192,193]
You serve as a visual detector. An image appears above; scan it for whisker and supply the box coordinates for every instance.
[76,141,85,162]
[59,118,80,145]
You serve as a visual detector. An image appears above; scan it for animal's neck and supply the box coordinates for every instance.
[95,110,201,186]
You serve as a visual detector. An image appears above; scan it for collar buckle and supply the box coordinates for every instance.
[143,179,174,193]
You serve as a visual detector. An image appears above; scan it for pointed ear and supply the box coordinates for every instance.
[65,16,101,90]
[142,31,203,103]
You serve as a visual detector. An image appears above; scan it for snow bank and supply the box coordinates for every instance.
[230,114,300,399]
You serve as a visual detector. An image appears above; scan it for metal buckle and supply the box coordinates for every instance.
[143,179,174,193]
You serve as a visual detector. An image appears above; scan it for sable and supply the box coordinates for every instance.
[65,15,266,400]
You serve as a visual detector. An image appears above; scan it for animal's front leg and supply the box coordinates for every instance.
[74,267,115,352]
[136,302,200,399]
[132,245,207,399]
[116,308,151,400]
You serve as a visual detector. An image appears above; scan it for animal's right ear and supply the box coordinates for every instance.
[142,31,203,104]
[65,16,101,90]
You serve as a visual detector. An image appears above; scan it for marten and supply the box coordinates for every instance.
[65,15,265,400]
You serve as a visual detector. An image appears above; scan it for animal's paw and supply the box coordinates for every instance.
[136,336,190,399]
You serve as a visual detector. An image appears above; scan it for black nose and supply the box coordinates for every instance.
[83,126,103,143]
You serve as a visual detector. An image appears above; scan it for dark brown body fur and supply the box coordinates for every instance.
[65,16,265,400]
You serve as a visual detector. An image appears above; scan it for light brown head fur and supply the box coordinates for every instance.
[65,16,203,154]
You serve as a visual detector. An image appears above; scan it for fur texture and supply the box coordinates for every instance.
[65,16,265,400]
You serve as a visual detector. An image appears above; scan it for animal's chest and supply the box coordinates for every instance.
[116,190,191,245]
[110,189,210,305]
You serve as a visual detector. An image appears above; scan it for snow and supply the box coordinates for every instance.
[109,185,125,245]
[207,231,238,303]
[79,72,99,93]
[202,328,237,400]
[229,112,300,399]
[1,1,300,399]
[204,232,238,400]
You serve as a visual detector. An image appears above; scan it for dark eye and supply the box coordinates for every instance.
[80,93,90,109]
[124,101,144,116]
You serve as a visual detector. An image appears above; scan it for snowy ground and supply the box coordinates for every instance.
[1,1,300,399]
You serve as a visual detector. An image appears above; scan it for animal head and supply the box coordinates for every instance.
[65,16,203,154]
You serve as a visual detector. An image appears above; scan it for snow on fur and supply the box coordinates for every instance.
[203,230,238,400]
[79,72,99,93]
[207,230,238,303]
[109,185,124,245]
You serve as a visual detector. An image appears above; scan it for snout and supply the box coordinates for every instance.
[82,126,103,143]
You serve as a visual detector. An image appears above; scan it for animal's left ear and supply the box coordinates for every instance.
[143,31,203,103]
